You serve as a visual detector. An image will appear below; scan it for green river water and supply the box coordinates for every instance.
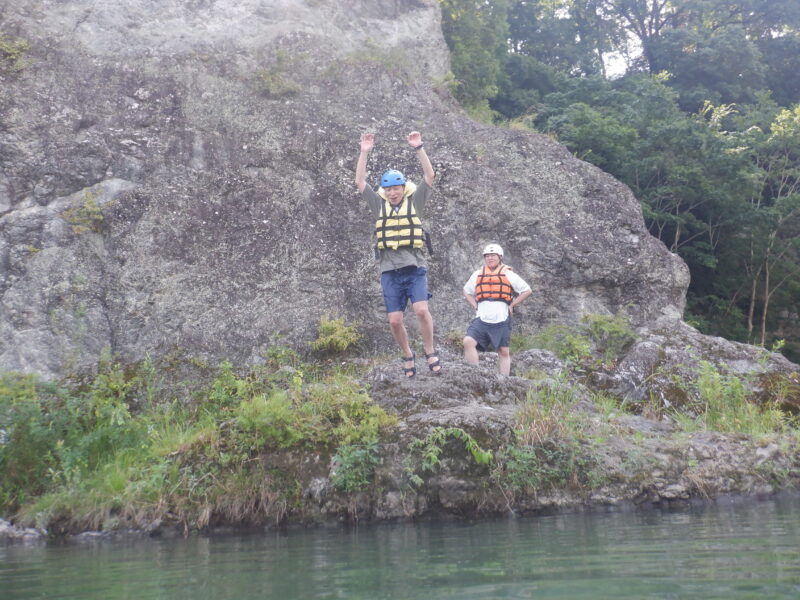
[2,496,799,599]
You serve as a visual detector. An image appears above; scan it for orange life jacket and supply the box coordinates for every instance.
[475,265,514,304]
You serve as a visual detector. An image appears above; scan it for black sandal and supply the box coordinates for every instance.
[401,352,416,378]
[425,351,442,374]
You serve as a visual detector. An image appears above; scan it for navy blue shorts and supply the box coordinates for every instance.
[466,317,512,351]
[380,266,432,313]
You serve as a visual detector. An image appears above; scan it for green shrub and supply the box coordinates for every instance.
[302,374,396,446]
[582,313,636,360]
[208,360,252,413]
[61,192,106,234]
[235,390,303,449]
[310,315,361,354]
[257,50,300,98]
[227,368,394,450]
[0,374,61,508]
[502,438,598,493]
[529,324,592,363]
[330,442,380,493]
[2,354,397,530]
[0,34,28,74]
[408,427,493,473]
[689,361,791,436]
[0,368,146,512]
[513,314,636,364]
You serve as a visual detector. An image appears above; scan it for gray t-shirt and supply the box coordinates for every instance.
[362,180,433,273]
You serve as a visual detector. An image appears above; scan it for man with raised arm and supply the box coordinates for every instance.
[355,131,441,377]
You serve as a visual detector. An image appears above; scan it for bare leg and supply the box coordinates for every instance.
[388,311,415,374]
[411,301,440,372]
[498,346,511,376]
[463,336,479,366]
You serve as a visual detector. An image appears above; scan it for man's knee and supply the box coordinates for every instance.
[411,301,431,319]
[463,336,478,350]
[387,312,404,328]
[498,346,510,358]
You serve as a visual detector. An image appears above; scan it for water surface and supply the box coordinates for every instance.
[3,496,799,599]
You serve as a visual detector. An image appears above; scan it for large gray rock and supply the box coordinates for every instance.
[0,0,697,378]
[0,518,44,542]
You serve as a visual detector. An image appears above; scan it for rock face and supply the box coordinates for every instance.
[0,0,689,377]
[264,348,800,525]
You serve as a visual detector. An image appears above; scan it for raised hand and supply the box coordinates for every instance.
[360,133,375,153]
[407,131,422,147]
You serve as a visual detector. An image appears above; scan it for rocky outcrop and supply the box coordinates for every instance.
[1,0,689,377]
[1,342,797,537]
[279,347,800,523]
[604,322,800,413]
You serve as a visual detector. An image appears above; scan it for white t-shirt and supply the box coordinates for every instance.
[464,267,531,323]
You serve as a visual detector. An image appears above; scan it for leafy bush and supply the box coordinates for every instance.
[208,360,258,414]
[310,315,361,354]
[235,390,303,449]
[2,354,396,530]
[498,377,602,494]
[582,313,637,360]
[408,427,493,473]
[0,34,28,75]
[689,361,792,436]
[0,367,146,512]
[512,313,636,364]
[218,365,394,450]
[502,439,599,493]
[528,324,592,363]
[330,442,380,493]
[61,191,106,234]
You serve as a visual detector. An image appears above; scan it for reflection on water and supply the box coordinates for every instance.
[2,496,800,599]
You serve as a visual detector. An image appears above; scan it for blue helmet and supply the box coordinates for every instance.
[381,169,406,187]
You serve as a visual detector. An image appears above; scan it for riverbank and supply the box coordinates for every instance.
[2,322,800,540]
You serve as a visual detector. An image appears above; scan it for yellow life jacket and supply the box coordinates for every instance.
[375,181,426,251]
[475,265,514,304]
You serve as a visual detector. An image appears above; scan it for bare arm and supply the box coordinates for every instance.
[463,290,478,311]
[509,289,532,315]
[408,131,434,186]
[355,133,374,193]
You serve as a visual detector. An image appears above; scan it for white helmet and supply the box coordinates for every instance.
[482,243,504,257]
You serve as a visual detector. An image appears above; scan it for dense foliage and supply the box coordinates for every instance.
[0,355,395,532]
[440,0,800,360]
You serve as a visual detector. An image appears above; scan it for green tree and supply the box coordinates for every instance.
[729,101,800,346]
[540,74,746,263]
[440,0,511,117]
[508,0,616,76]
[758,36,800,108]
[492,53,564,119]
[651,25,765,111]
[440,0,800,357]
